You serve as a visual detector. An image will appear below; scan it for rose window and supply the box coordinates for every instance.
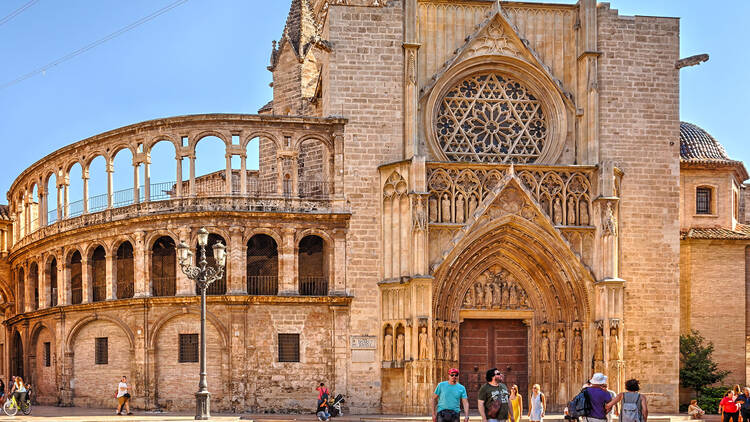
[435,73,548,163]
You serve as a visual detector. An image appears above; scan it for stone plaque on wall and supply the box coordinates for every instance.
[350,335,377,350]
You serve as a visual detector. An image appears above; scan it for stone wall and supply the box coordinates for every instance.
[680,168,736,230]
[597,4,681,410]
[324,2,404,413]
[681,240,747,387]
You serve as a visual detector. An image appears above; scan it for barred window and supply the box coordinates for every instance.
[278,333,300,362]
[43,342,51,367]
[95,337,108,365]
[179,334,199,363]
[696,187,711,214]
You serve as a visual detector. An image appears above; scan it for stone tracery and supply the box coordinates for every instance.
[435,72,548,164]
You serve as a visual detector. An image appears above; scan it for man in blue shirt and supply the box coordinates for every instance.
[432,368,470,422]
[586,373,614,422]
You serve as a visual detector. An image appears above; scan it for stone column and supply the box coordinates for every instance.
[332,306,350,395]
[56,182,63,221]
[39,256,48,309]
[226,154,233,194]
[106,252,117,300]
[227,227,246,294]
[175,155,183,197]
[81,256,91,303]
[279,228,297,295]
[240,155,247,195]
[106,161,114,209]
[63,178,70,218]
[82,170,89,214]
[332,229,347,294]
[133,163,140,204]
[175,227,193,295]
[189,155,196,196]
[133,231,149,297]
[58,250,68,305]
[143,157,151,202]
[39,189,47,226]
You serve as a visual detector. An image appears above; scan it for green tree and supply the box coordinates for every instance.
[679,330,730,397]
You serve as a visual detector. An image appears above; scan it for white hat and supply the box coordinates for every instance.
[589,373,608,385]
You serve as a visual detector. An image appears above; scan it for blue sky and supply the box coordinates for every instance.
[0,0,748,207]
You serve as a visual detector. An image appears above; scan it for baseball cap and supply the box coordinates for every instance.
[448,368,460,375]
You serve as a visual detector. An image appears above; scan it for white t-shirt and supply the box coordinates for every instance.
[117,382,128,398]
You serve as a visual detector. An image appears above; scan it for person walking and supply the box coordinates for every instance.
[605,383,618,422]
[528,384,545,422]
[432,368,469,422]
[478,368,514,422]
[736,388,750,422]
[0,378,5,404]
[606,379,648,422]
[510,385,523,422]
[115,375,132,415]
[720,390,740,422]
[579,373,612,422]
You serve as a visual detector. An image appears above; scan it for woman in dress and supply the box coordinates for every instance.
[528,384,545,422]
[510,384,523,422]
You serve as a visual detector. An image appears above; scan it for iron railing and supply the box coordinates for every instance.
[299,276,328,296]
[247,275,278,295]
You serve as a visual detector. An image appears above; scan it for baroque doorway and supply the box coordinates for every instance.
[459,319,528,409]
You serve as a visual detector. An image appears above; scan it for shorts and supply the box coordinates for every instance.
[437,409,460,422]
[117,396,129,405]
[723,412,739,422]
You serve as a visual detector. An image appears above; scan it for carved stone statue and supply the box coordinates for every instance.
[436,331,444,360]
[444,331,452,360]
[455,194,465,223]
[441,194,451,223]
[413,197,427,231]
[556,330,566,361]
[463,287,474,307]
[396,333,405,361]
[540,330,550,362]
[553,197,563,225]
[602,201,617,236]
[452,333,459,361]
[609,325,621,361]
[594,326,604,362]
[579,202,590,225]
[418,327,429,360]
[384,332,393,361]
[567,197,576,225]
[429,196,438,222]
[469,195,478,217]
[484,283,493,308]
[572,328,583,361]
[509,285,518,308]
[475,283,484,307]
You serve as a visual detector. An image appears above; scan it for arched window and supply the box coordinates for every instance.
[29,263,39,310]
[17,267,25,313]
[246,234,278,295]
[298,235,327,296]
[91,246,106,302]
[70,251,82,304]
[152,237,176,297]
[116,242,135,299]
[195,234,226,295]
[49,258,58,307]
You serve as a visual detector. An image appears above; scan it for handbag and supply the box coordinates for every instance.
[124,393,131,398]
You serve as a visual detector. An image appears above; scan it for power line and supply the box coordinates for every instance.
[0,0,189,91]
[0,0,39,27]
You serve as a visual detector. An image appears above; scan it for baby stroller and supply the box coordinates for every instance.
[328,394,345,417]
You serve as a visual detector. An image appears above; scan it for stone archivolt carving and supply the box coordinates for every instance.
[461,267,530,310]
[435,72,547,164]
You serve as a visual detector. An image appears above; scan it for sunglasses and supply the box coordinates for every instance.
[449,374,459,377]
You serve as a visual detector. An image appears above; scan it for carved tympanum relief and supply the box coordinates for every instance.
[435,72,547,164]
[461,267,530,310]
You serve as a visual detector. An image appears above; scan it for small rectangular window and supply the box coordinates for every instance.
[696,188,711,214]
[278,333,300,362]
[44,342,51,367]
[95,337,108,365]
[179,334,199,363]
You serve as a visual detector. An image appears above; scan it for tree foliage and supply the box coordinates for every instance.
[679,330,730,395]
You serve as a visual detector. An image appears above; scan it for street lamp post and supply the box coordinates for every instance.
[177,227,226,420]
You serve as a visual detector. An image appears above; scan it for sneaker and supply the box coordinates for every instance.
[127,412,133,415]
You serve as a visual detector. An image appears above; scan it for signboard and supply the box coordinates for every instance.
[350,335,377,350]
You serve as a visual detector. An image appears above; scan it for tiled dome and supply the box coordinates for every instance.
[680,121,731,162]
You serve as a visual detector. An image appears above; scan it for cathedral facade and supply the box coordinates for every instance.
[0,0,747,415]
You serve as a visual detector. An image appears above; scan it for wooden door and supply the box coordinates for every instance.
[459,319,528,409]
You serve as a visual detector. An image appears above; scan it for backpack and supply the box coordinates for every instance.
[620,392,642,422]
[568,388,592,418]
